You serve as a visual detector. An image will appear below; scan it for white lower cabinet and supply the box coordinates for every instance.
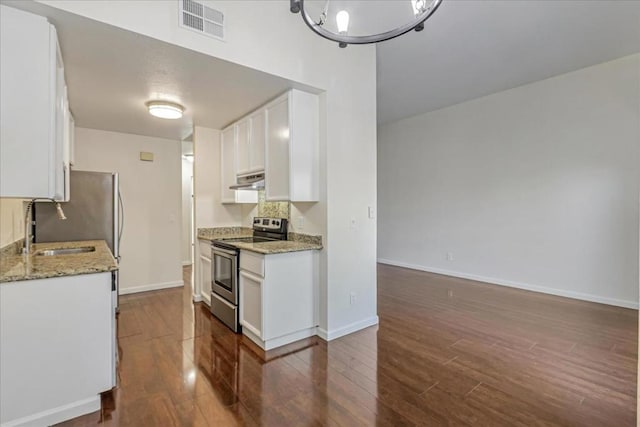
[239,270,262,337]
[196,239,212,305]
[239,250,318,350]
[1,272,114,426]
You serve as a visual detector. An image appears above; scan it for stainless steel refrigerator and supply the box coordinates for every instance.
[34,170,122,388]
[34,170,123,304]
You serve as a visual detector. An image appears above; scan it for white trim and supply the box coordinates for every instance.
[244,326,318,350]
[201,292,211,307]
[318,316,380,341]
[1,395,100,427]
[119,280,183,295]
[182,261,192,266]
[316,327,328,341]
[192,293,203,303]
[264,327,317,350]
[242,328,263,348]
[377,258,639,310]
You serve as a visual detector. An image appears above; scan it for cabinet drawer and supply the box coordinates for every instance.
[240,251,264,277]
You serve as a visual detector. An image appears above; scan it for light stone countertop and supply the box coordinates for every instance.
[0,240,117,283]
[197,227,253,242]
[197,228,323,254]
[226,239,322,255]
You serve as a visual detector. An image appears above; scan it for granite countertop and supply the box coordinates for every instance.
[197,227,253,242]
[0,240,118,283]
[228,239,322,255]
[197,228,323,254]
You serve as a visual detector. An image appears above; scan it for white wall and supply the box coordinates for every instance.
[378,54,640,308]
[181,156,193,265]
[0,198,24,248]
[42,0,378,338]
[74,127,183,294]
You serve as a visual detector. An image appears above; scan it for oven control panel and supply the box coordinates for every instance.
[253,217,287,233]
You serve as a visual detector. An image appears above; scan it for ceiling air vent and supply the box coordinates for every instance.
[179,0,224,40]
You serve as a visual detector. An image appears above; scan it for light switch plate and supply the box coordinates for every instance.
[140,152,154,162]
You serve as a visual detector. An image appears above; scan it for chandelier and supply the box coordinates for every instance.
[290,0,443,48]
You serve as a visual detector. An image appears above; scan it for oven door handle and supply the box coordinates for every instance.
[212,246,237,256]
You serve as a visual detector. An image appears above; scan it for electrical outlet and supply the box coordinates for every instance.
[349,292,357,305]
[350,217,356,229]
[446,252,454,261]
[368,206,375,219]
[297,216,304,229]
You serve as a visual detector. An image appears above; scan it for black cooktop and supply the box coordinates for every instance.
[212,236,279,250]
[224,237,276,244]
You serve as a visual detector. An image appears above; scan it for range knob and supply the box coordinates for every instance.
[271,220,277,225]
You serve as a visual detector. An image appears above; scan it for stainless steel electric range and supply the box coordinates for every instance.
[210,217,288,332]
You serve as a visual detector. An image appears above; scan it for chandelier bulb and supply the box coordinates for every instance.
[336,10,350,33]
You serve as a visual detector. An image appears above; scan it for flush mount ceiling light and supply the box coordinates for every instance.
[146,101,185,119]
[290,0,443,48]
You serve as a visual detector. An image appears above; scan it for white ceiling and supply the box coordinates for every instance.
[4,1,296,141]
[377,0,640,124]
[6,1,640,133]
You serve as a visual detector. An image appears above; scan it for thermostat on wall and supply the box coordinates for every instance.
[140,152,154,162]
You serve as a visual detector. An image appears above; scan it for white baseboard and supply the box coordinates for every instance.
[244,327,318,351]
[317,316,380,341]
[201,292,211,307]
[1,395,100,427]
[377,258,638,310]
[119,280,183,295]
[182,261,192,267]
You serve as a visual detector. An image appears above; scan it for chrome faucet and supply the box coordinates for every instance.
[23,198,67,255]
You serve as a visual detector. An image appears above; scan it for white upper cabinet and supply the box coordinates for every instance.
[68,112,76,167]
[265,89,319,202]
[248,110,266,173]
[265,97,290,201]
[235,111,266,177]
[221,125,258,204]
[222,88,319,202]
[0,6,70,201]
[235,119,251,176]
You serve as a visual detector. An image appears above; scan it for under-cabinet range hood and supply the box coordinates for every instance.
[230,172,264,190]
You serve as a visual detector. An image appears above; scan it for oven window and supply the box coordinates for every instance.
[214,253,233,292]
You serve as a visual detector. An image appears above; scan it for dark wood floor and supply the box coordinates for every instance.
[58,264,637,426]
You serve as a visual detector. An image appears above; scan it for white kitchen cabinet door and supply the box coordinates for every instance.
[0,6,69,201]
[200,254,212,306]
[248,110,265,173]
[239,269,263,339]
[221,126,237,204]
[221,125,258,204]
[265,97,290,201]
[264,90,319,202]
[235,119,251,176]
[57,82,71,201]
[69,113,75,167]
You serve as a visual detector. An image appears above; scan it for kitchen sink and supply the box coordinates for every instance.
[35,246,96,256]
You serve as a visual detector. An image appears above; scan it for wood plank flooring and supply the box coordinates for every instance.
[57,264,637,426]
